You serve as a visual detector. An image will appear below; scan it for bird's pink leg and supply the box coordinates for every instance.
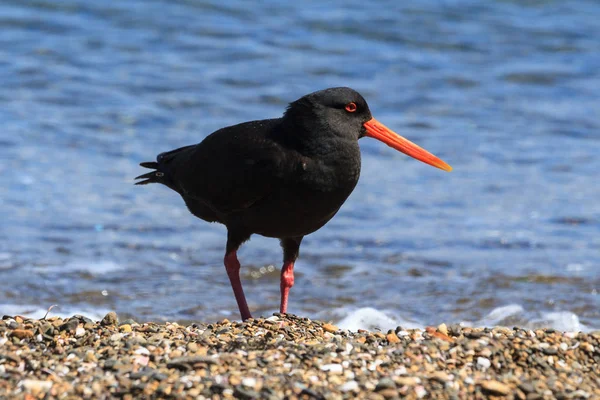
[280,260,295,314]
[224,251,252,320]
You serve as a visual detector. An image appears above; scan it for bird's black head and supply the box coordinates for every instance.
[283,87,373,143]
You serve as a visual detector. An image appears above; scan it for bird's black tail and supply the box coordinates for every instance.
[135,144,195,187]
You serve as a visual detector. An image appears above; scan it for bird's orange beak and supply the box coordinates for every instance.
[364,118,452,172]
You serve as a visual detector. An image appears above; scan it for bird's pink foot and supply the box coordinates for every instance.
[279,261,295,314]
[224,251,252,320]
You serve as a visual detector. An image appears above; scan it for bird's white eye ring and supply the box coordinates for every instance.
[345,102,357,113]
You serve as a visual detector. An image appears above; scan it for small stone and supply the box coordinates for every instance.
[110,333,123,342]
[559,342,568,352]
[581,343,594,353]
[430,372,450,383]
[241,377,256,388]
[322,323,338,333]
[526,393,543,400]
[84,322,95,329]
[84,352,97,363]
[59,319,79,333]
[479,348,492,358]
[425,326,454,342]
[167,356,217,370]
[75,326,86,337]
[20,379,53,394]
[340,380,359,392]
[187,342,198,352]
[234,386,260,399]
[415,385,427,398]
[10,329,34,339]
[169,350,183,358]
[375,378,396,391]
[229,375,241,386]
[395,377,419,386]
[377,388,399,399]
[320,363,343,374]
[134,347,150,355]
[103,358,118,370]
[101,312,118,326]
[477,357,491,369]
[518,382,535,393]
[465,330,485,339]
[571,390,590,399]
[6,319,19,329]
[73,315,94,324]
[386,332,401,344]
[480,380,511,396]
[437,323,448,336]
[120,324,133,333]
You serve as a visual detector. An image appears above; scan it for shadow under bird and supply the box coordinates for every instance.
[136,87,452,320]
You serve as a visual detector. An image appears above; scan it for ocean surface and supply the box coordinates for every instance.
[1,0,599,331]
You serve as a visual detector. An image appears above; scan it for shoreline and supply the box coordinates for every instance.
[1,312,598,399]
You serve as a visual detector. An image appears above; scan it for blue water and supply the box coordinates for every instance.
[1,0,599,330]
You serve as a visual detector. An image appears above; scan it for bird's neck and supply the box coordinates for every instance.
[277,112,355,158]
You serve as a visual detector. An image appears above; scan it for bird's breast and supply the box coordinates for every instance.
[299,143,361,191]
[234,141,362,238]
[261,145,361,236]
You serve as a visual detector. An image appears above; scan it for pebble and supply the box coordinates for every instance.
[20,379,53,394]
[0,313,597,399]
[386,332,401,344]
[430,371,450,383]
[242,377,257,388]
[477,357,491,369]
[437,323,448,336]
[340,380,359,392]
[321,363,343,374]
[581,343,595,353]
[187,342,198,352]
[480,380,511,395]
[101,311,118,326]
[479,347,492,357]
[396,377,419,386]
[519,382,535,393]
[322,323,338,333]
[560,342,568,352]
[10,329,33,339]
[415,385,427,398]
[375,378,396,391]
[59,318,79,333]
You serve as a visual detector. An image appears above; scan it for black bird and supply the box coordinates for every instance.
[136,87,451,320]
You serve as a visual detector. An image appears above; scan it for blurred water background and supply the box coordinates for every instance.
[1,0,599,331]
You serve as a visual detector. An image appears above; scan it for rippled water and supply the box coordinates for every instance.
[1,0,599,330]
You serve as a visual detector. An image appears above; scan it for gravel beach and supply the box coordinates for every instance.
[0,313,598,399]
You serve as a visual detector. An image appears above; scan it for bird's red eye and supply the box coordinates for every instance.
[345,102,357,113]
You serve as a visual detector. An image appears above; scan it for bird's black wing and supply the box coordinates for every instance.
[167,119,290,216]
